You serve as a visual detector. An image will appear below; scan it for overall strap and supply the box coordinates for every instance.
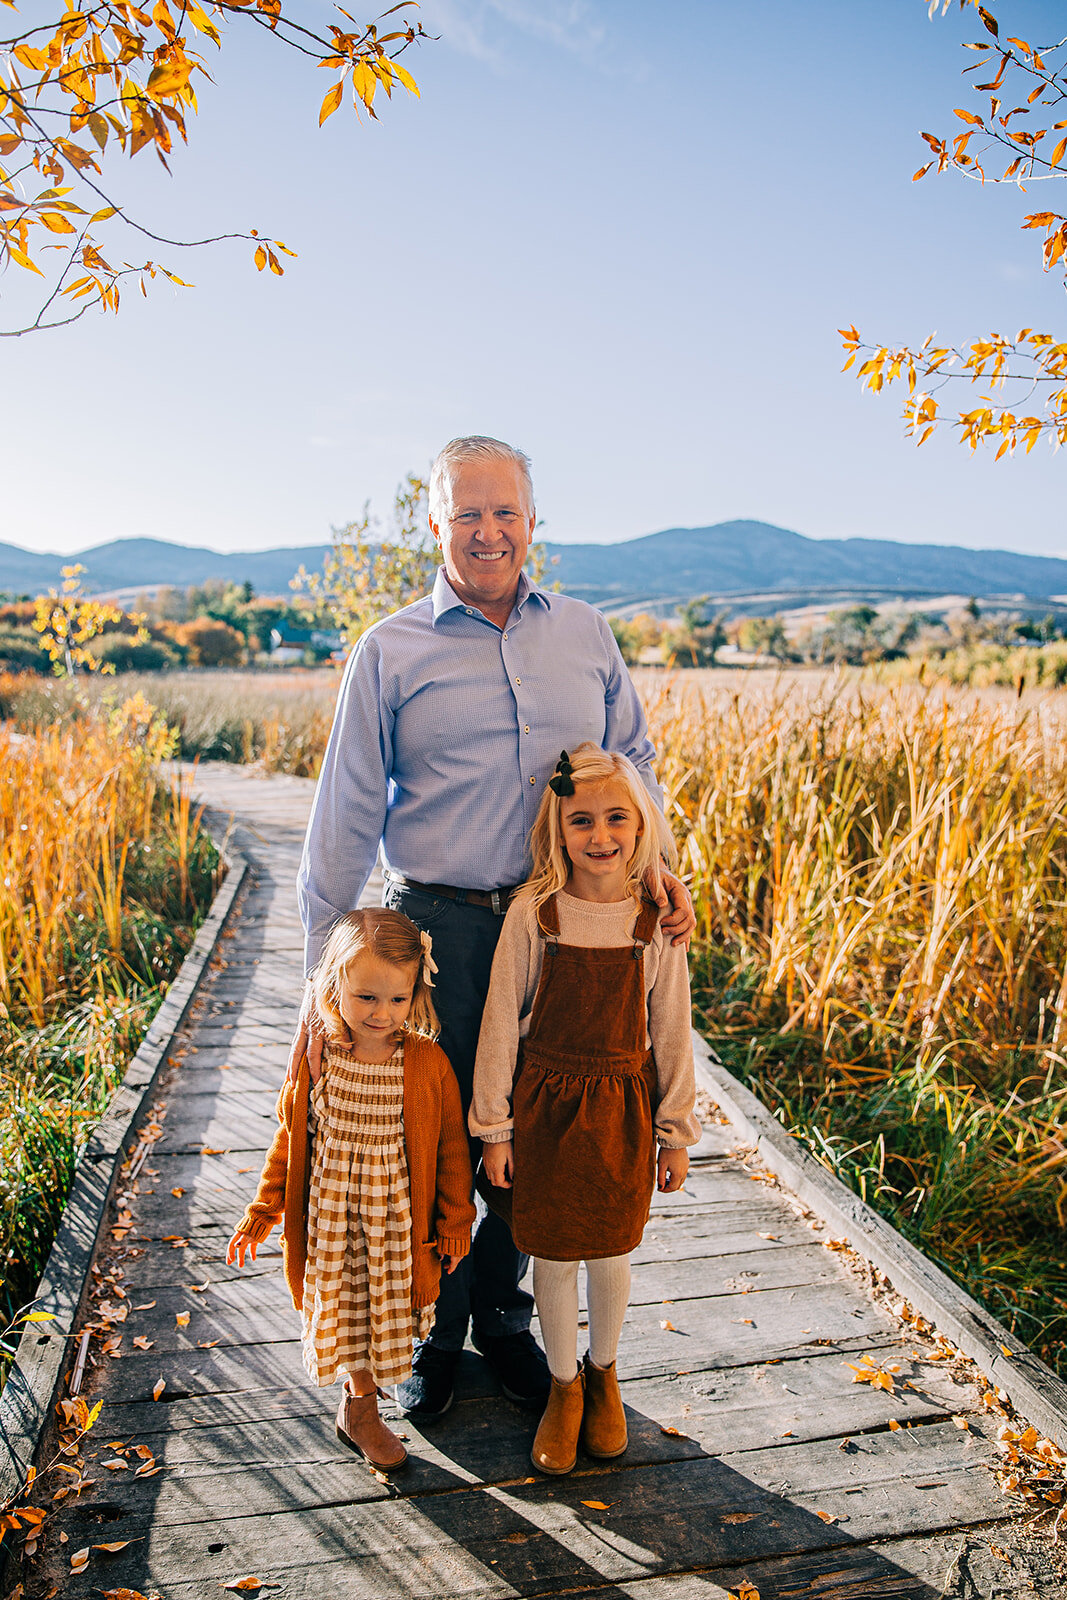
[535,894,561,950]
[632,896,660,954]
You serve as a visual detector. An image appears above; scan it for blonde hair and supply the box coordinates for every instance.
[520,742,676,917]
[428,435,534,526]
[311,908,439,1045]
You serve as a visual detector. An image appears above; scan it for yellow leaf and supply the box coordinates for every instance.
[352,59,376,109]
[21,1311,56,1323]
[94,1540,133,1552]
[389,58,419,96]
[254,244,266,270]
[319,82,343,125]
[175,1312,190,1327]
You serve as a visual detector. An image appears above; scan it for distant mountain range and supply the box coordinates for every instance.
[3,521,1066,609]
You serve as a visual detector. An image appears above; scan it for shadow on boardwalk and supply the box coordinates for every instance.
[14,765,1046,1600]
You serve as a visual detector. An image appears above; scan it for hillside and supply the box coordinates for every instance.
[3,521,1066,607]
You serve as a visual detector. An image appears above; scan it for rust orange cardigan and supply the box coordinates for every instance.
[235,1032,475,1312]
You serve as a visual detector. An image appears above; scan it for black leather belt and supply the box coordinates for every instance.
[385,872,522,916]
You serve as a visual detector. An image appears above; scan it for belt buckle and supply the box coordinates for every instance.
[490,889,502,915]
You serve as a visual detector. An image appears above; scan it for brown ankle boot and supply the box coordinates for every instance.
[531,1370,585,1476]
[336,1385,408,1472]
[581,1355,627,1459]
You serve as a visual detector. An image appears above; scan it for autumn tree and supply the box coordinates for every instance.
[32,563,148,673]
[0,1,425,335]
[841,0,1067,456]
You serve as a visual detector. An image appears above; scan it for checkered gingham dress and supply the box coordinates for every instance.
[301,1041,435,1388]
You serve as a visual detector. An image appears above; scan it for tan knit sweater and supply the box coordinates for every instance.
[236,1032,475,1312]
[470,890,701,1150]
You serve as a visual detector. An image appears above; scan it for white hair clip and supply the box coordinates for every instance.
[419,929,438,988]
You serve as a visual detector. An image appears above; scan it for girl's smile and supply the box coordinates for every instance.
[337,952,418,1060]
[559,778,643,902]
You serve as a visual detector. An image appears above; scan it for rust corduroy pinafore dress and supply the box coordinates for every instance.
[508,894,660,1262]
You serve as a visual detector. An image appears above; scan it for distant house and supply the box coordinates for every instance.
[268,622,345,664]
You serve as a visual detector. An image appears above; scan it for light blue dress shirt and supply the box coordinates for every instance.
[297,570,659,973]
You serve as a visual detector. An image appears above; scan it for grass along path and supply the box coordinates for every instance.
[0,694,219,1372]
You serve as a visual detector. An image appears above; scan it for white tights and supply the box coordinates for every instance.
[532,1255,631,1384]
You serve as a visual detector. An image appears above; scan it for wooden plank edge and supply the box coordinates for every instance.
[0,819,250,1533]
[691,1027,1067,1452]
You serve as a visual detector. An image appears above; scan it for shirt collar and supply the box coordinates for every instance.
[431,568,553,625]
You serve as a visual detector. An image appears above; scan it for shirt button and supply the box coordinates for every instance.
[529,776,535,785]
[502,632,508,640]
[465,608,473,615]
[524,725,530,734]
[515,677,521,685]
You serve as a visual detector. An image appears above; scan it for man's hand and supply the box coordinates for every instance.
[482,1139,514,1188]
[226,1229,259,1267]
[287,979,325,1086]
[657,1146,689,1193]
[646,867,695,948]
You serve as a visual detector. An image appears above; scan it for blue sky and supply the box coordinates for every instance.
[4,0,1065,557]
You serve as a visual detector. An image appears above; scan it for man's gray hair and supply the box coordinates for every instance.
[428,436,534,525]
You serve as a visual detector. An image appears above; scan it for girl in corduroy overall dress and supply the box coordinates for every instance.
[472,744,700,1475]
[228,909,474,1474]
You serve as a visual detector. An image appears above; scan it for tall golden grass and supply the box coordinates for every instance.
[0,690,219,1351]
[643,673,1067,1373]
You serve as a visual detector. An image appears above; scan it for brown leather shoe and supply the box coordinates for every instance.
[336,1385,408,1472]
[531,1369,585,1476]
[581,1355,627,1459]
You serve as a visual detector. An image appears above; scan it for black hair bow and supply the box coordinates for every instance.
[548,750,575,797]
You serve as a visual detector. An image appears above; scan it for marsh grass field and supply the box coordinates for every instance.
[1,664,1065,1379]
[0,684,219,1366]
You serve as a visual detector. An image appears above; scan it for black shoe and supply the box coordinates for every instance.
[395,1343,458,1420]
[472,1330,551,1408]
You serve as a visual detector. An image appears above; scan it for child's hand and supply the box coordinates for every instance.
[437,1250,461,1276]
[657,1146,689,1193]
[227,1229,258,1267]
[482,1140,514,1189]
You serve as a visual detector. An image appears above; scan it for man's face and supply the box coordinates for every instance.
[429,459,535,621]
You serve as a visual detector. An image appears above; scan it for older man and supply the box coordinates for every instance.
[295,435,693,1420]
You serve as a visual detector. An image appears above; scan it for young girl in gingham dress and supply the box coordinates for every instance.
[229,908,474,1472]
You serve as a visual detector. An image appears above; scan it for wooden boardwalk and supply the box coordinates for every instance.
[18,765,1063,1600]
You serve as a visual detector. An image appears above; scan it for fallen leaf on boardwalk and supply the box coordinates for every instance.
[722,1513,760,1525]
[100,1336,123,1357]
[171,1188,185,1198]
[175,1312,190,1328]
[134,1463,162,1477]
[103,1590,152,1599]
[815,1510,839,1524]
[106,1440,126,1450]
[236,1167,253,1174]
[733,1318,755,1326]
[952,1415,970,1430]
[222,1578,279,1592]
[70,1548,90,1572]
[152,1378,166,1400]
[94,1541,133,1552]
[132,1301,156,1311]
[581,1500,612,1510]
[101,1459,128,1471]
[133,1445,154,1459]
[999,1344,1013,1358]
[1018,1427,1040,1452]
[189,1281,211,1293]
[780,1429,794,1437]
[198,1339,221,1348]
[757,1233,779,1241]
[824,1238,850,1251]
[132,1337,154,1351]
[660,1319,676,1331]
[201,1148,229,1155]
[660,1425,688,1438]
[728,1582,760,1600]
[888,1419,902,1431]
